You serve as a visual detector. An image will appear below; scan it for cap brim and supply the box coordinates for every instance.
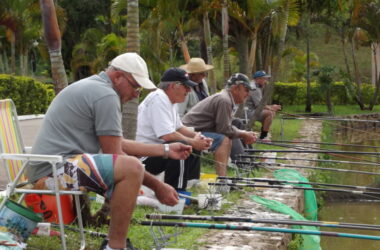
[132,74,156,89]
[182,79,197,87]
[180,64,214,74]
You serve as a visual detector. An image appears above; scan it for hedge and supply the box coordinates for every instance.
[273,81,378,105]
[0,74,55,115]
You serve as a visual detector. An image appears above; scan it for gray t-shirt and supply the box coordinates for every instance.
[27,72,122,182]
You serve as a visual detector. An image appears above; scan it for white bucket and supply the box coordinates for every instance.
[157,199,185,214]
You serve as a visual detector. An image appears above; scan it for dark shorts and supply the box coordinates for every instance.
[34,154,116,199]
[202,132,225,152]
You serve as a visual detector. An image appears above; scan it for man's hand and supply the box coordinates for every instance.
[241,131,256,145]
[168,142,192,160]
[190,132,213,151]
[154,182,179,206]
[271,104,282,112]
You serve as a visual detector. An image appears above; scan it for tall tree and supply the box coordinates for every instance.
[122,0,140,140]
[40,0,67,94]
[222,0,230,80]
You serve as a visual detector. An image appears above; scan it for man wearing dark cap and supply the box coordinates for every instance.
[136,68,212,191]
[182,73,257,176]
[244,70,281,140]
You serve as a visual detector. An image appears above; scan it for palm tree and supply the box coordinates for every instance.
[123,0,140,140]
[40,0,68,94]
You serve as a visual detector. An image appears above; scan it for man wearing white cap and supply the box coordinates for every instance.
[28,53,192,250]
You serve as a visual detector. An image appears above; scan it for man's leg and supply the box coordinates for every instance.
[260,110,274,139]
[108,155,144,249]
[214,136,231,176]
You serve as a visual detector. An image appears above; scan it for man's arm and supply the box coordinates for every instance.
[160,128,212,151]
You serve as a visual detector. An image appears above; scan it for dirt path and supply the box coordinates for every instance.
[197,120,323,250]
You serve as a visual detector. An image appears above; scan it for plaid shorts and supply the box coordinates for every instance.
[33,154,117,199]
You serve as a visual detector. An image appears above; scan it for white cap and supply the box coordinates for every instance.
[110,52,156,89]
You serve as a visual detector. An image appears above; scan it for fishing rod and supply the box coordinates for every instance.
[281,116,380,123]
[270,140,380,149]
[254,142,380,162]
[209,183,380,200]
[146,214,380,231]
[236,161,380,176]
[217,176,380,192]
[239,155,380,167]
[140,221,380,241]
[245,149,380,155]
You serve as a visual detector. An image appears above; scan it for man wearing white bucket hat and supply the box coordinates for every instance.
[178,57,213,117]
[28,53,192,250]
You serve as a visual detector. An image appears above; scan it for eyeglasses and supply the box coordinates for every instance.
[124,74,143,93]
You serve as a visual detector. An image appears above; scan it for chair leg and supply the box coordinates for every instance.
[75,194,86,250]
[55,192,67,250]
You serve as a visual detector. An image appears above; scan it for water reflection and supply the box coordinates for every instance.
[319,130,380,249]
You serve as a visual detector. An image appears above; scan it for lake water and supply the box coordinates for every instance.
[319,133,380,250]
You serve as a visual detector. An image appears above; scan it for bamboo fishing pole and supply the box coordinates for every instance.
[217,176,380,192]
[245,149,380,155]
[270,140,380,149]
[140,221,380,241]
[146,214,380,231]
[254,142,380,162]
[239,155,380,167]
[236,161,380,176]
[208,183,380,200]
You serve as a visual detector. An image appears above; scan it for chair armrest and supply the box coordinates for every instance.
[1,153,63,162]
[24,146,32,153]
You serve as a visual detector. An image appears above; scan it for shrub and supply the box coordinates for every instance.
[273,81,377,105]
[0,74,55,115]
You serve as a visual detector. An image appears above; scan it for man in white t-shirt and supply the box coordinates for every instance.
[136,68,212,191]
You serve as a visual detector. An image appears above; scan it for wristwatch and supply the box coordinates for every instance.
[163,144,170,159]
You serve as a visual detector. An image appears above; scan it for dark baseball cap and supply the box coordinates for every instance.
[253,70,271,79]
[226,73,254,90]
[160,68,197,87]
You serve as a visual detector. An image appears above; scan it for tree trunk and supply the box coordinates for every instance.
[305,16,312,112]
[351,35,364,109]
[340,30,352,81]
[247,32,258,76]
[369,43,380,110]
[10,31,16,74]
[234,31,249,75]
[222,0,229,81]
[122,0,140,140]
[371,42,380,86]
[203,11,217,94]
[178,25,190,63]
[40,0,68,94]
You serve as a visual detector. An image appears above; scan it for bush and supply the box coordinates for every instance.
[273,81,377,105]
[0,74,55,115]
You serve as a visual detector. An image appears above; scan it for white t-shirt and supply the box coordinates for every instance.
[136,89,183,144]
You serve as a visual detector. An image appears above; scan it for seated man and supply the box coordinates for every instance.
[244,70,281,140]
[28,53,192,250]
[136,68,212,191]
[182,73,257,176]
[177,57,213,117]
[179,57,231,178]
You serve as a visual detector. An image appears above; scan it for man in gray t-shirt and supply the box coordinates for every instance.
[244,71,281,140]
[29,53,192,250]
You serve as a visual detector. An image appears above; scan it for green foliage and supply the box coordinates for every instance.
[0,74,54,115]
[273,81,378,106]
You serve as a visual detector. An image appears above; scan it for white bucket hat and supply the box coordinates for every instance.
[180,57,214,74]
[110,52,156,89]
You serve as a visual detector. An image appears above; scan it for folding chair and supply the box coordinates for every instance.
[0,99,85,250]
